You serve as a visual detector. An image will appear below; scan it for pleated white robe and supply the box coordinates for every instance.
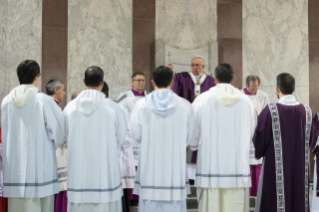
[64,90,128,212]
[118,90,145,166]
[1,85,65,198]
[130,89,195,211]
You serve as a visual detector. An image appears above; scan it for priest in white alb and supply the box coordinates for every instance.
[130,66,196,212]
[63,66,128,212]
[241,75,269,197]
[1,60,65,212]
[190,63,255,212]
[117,72,147,205]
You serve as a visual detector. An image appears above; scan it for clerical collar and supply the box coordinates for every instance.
[243,87,256,96]
[131,89,145,97]
[278,95,299,106]
[53,98,59,105]
[195,72,204,81]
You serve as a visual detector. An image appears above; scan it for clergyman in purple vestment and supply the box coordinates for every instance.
[253,73,313,212]
[168,57,215,180]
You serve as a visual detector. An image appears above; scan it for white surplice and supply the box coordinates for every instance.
[118,105,136,189]
[191,84,255,189]
[63,90,127,209]
[130,89,195,211]
[118,90,145,166]
[1,85,65,198]
[241,89,269,165]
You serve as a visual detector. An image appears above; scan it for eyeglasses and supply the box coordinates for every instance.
[190,64,202,68]
[133,79,145,83]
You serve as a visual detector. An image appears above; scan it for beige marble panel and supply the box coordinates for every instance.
[68,0,132,100]
[0,0,42,104]
[156,0,217,50]
[243,0,309,104]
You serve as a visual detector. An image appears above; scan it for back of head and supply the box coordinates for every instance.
[102,81,109,97]
[46,79,61,96]
[152,66,173,88]
[277,73,295,95]
[71,91,81,100]
[17,60,40,84]
[84,66,104,87]
[215,63,234,83]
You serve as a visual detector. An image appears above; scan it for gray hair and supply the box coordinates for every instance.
[46,79,62,96]
[192,56,205,65]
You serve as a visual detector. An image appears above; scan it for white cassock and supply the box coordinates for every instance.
[130,89,195,212]
[190,84,255,212]
[1,85,65,212]
[63,89,128,212]
[118,90,145,166]
[240,89,269,165]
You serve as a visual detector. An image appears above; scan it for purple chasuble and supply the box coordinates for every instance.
[131,89,145,97]
[311,113,319,196]
[173,72,215,163]
[253,104,314,212]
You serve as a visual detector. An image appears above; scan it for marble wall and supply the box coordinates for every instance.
[68,0,132,100]
[0,0,42,104]
[243,0,309,104]
[155,0,218,77]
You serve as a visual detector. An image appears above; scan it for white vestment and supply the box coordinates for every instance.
[241,89,269,165]
[56,140,67,191]
[118,90,145,166]
[63,90,127,211]
[191,84,255,189]
[313,158,319,212]
[1,85,65,198]
[130,89,195,211]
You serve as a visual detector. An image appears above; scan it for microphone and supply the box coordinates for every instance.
[116,94,127,103]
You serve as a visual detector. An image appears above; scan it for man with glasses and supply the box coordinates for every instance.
[117,72,147,208]
[167,57,215,181]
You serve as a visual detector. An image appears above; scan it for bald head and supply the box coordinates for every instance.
[71,90,81,100]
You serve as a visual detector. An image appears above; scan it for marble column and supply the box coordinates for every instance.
[243,0,309,104]
[0,0,42,104]
[155,0,218,76]
[68,0,132,100]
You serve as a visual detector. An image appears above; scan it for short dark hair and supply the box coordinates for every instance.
[215,63,234,83]
[132,72,145,80]
[277,73,295,95]
[102,81,109,97]
[84,66,104,87]
[46,79,61,95]
[17,60,41,84]
[246,75,260,87]
[152,66,173,88]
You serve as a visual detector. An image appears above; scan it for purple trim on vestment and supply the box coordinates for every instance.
[53,99,59,105]
[131,89,145,97]
[243,87,256,95]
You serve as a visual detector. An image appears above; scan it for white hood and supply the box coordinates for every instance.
[9,85,39,108]
[75,90,105,115]
[145,89,178,117]
[210,83,242,106]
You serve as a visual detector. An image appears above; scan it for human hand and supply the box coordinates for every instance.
[167,63,174,72]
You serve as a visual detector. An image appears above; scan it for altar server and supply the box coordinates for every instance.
[46,79,68,212]
[131,66,195,212]
[1,60,65,212]
[191,63,255,212]
[64,66,128,212]
[168,57,215,180]
[242,75,269,197]
[253,73,313,212]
